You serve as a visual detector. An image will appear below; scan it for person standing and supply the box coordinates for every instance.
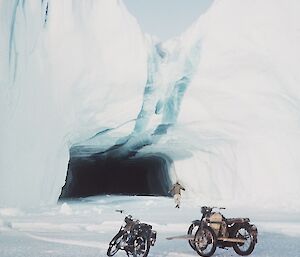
[169,181,185,208]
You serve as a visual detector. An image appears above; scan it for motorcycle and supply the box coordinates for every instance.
[107,210,157,257]
[187,206,258,257]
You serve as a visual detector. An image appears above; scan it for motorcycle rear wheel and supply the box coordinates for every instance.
[194,226,217,257]
[232,224,255,256]
[131,236,150,257]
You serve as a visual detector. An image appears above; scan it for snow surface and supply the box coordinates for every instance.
[1,0,300,212]
[0,196,299,257]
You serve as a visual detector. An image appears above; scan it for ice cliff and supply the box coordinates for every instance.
[1,0,300,208]
[0,0,148,205]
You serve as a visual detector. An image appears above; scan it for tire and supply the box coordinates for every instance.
[232,224,256,256]
[188,223,199,250]
[194,226,217,257]
[107,232,123,256]
[132,236,150,257]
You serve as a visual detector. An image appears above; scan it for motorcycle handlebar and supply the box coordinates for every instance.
[115,210,138,224]
[202,206,226,211]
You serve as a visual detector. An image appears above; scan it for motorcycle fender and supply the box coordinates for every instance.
[250,224,258,243]
[150,230,157,246]
[230,223,258,243]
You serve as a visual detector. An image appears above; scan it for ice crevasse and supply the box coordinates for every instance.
[0,0,300,208]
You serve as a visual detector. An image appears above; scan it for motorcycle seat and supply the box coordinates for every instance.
[226,218,250,225]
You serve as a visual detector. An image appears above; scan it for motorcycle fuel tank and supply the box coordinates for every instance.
[208,212,223,235]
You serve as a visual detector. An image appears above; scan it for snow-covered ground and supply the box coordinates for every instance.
[1,195,299,257]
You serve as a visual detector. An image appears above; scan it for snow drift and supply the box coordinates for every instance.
[1,0,300,208]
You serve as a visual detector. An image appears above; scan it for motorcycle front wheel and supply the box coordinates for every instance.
[194,226,217,257]
[232,224,255,256]
[107,232,123,256]
[187,223,199,250]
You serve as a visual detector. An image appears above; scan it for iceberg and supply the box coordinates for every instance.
[1,0,300,209]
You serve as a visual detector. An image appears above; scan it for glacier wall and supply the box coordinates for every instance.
[0,0,148,206]
[171,0,300,207]
[135,0,300,208]
[1,0,300,209]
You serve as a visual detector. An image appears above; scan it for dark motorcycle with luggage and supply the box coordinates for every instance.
[107,211,157,257]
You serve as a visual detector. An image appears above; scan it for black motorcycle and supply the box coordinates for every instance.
[107,211,157,257]
[187,206,258,257]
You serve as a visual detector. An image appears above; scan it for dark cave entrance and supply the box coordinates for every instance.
[59,148,173,199]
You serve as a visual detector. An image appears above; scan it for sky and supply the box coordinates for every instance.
[123,0,214,41]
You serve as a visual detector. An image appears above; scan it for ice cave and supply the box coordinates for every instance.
[1,0,300,209]
[59,146,172,198]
